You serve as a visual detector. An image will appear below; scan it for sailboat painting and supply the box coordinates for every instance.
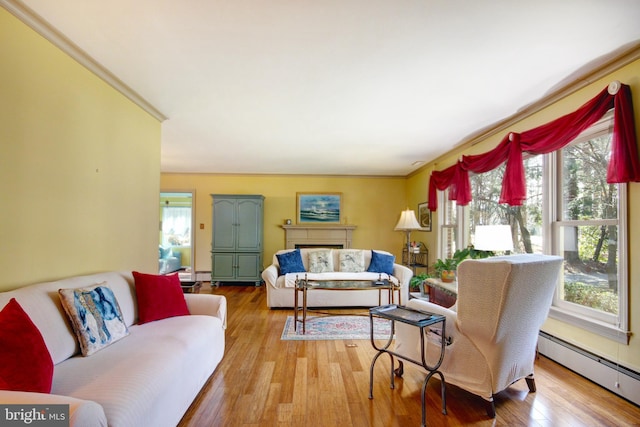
[297,193,342,224]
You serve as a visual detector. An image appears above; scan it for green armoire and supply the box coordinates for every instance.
[210,194,264,286]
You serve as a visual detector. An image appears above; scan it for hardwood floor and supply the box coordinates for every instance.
[178,284,640,427]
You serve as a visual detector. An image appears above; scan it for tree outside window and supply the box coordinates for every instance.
[556,132,620,317]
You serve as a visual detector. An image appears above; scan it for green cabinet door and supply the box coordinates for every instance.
[236,198,263,251]
[212,198,236,251]
[211,194,264,285]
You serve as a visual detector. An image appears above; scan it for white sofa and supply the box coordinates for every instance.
[0,271,227,427]
[262,248,412,308]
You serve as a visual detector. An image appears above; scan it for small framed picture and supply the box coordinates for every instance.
[418,202,432,231]
[296,193,342,224]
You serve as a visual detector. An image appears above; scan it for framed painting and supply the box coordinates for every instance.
[418,202,432,231]
[296,193,342,224]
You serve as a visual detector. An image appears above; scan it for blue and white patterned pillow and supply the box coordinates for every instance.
[308,249,334,273]
[339,250,365,272]
[59,282,129,356]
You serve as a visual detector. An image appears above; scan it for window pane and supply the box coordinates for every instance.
[440,189,457,259]
[441,226,457,259]
[162,207,192,246]
[468,155,543,253]
[562,135,617,221]
[557,224,619,315]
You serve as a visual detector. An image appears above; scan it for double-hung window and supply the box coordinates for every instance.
[438,188,462,259]
[548,113,629,343]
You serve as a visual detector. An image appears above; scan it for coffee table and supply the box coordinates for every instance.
[294,275,401,334]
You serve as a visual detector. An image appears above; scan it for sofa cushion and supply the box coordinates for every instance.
[52,314,225,427]
[59,283,129,356]
[308,249,334,273]
[133,272,190,324]
[276,249,306,275]
[0,298,54,393]
[339,250,365,272]
[367,250,395,275]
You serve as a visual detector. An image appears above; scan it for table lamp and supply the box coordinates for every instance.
[473,225,514,253]
[395,209,424,265]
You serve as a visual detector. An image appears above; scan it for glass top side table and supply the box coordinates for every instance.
[368,304,448,427]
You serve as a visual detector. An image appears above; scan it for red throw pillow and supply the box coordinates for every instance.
[0,298,54,393]
[133,272,190,324]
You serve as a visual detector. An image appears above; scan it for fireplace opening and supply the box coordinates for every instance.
[295,244,344,249]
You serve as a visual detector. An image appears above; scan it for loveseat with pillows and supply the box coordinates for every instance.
[262,248,412,308]
[0,271,226,427]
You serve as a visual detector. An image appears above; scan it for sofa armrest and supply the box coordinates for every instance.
[184,294,228,329]
[403,300,458,347]
[392,263,413,300]
[261,264,279,288]
[0,390,107,427]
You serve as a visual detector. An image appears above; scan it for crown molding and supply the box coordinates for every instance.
[1,0,167,122]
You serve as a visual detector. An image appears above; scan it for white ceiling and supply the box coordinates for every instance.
[13,0,640,176]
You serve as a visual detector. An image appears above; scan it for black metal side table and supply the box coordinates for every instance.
[368,304,447,427]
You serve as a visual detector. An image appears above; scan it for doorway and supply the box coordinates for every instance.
[159,191,195,281]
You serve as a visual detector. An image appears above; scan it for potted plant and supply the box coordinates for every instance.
[434,257,458,282]
[409,272,431,292]
[434,247,494,283]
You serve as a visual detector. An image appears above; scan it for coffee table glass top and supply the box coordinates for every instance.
[296,279,397,290]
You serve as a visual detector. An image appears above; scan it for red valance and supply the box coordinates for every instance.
[428,82,640,211]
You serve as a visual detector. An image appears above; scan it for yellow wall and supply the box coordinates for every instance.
[0,8,161,290]
[408,58,640,372]
[160,174,409,271]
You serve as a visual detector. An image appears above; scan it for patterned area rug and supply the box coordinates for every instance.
[281,315,392,341]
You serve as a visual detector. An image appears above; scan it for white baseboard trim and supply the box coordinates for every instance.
[538,332,640,406]
[195,271,212,282]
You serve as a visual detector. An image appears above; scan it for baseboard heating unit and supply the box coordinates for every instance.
[538,331,640,406]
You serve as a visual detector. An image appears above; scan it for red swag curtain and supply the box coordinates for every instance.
[428,82,640,211]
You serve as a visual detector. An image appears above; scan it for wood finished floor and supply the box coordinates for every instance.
[178,284,640,427]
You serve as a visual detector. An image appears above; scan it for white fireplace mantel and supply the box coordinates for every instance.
[281,224,356,249]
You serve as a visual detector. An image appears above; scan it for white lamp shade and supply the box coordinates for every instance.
[474,225,514,251]
[394,209,423,231]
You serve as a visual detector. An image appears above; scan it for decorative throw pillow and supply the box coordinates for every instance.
[276,249,306,275]
[0,298,54,393]
[367,250,396,276]
[59,283,129,356]
[339,250,365,272]
[308,249,334,273]
[133,272,190,324]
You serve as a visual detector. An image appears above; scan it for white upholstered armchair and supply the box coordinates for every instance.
[394,254,563,417]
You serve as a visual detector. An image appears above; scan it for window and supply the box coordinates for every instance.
[161,207,192,247]
[437,113,629,342]
[548,114,629,342]
[438,188,460,259]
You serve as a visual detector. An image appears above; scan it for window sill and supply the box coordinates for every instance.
[548,307,630,344]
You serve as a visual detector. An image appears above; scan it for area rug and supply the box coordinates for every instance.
[281,315,392,341]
